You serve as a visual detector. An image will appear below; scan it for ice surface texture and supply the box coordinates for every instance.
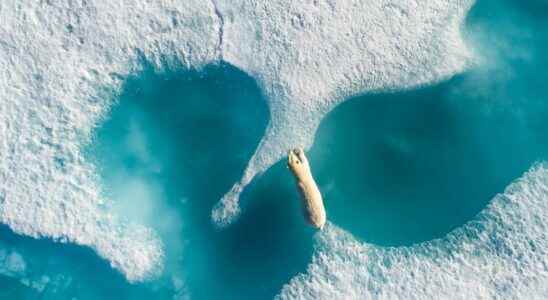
[211,0,474,226]
[1,0,473,284]
[278,164,548,299]
[0,0,219,282]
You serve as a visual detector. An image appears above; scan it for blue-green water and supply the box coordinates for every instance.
[90,62,315,300]
[311,74,548,245]
[2,0,548,299]
[308,0,548,245]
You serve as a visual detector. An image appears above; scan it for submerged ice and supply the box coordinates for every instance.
[0,0,474,282]
[1,0,548,299]
[278,0,548,297]
[279,164,548,299]
[211,0,474,226]
[0,0,220,282]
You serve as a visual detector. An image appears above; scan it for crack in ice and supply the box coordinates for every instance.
[277,163,548,299]
[1,0,476,283]
[211,0,475,227]
[211,0,225,60]
[0,0,219,282]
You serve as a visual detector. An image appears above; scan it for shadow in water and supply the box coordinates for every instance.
[90,61,314,299]
[186,160,315,300]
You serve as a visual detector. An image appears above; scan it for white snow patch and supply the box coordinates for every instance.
[0,0,219,281]
[278,163,548,299]
[0,0,478,283]
[212,0,475,226]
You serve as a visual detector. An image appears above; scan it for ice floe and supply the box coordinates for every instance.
[278,163,548,299]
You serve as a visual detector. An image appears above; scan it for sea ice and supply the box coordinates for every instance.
[212,0,475,226]
[278,163,548,299]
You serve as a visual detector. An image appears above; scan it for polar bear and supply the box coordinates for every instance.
[287,148,326,229]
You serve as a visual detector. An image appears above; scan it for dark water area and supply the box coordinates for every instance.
[2,0,548,298]
[309,0,548,246]
[89,62,314,300]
